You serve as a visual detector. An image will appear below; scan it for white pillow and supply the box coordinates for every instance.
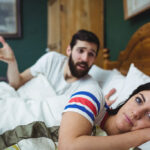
[17,74,56,101]
[114,63,150,108]
[139,141,150,150]
[89,65,124,88]
[89,65,125,104]
[102,69,125,108]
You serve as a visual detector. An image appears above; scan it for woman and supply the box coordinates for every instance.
[58,82,150,150]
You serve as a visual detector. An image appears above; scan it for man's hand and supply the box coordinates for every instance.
[105,88,117,106]
[0,36,15,64]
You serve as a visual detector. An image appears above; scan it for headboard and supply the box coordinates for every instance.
[102,22,150,76]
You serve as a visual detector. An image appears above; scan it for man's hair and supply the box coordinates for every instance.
[108,82,150,115]
[70,29,100,55]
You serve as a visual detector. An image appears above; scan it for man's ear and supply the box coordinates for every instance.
[66,45,71,56]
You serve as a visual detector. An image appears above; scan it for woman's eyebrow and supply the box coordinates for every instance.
[140,93,146,102]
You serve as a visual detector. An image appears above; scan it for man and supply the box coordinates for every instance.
[0,29,114,100]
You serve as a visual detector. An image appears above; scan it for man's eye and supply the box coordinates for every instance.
[135,97,143,104]
[78,49,84,53]
[88,53,95,57]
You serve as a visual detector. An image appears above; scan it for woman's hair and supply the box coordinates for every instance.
[108,82,150,115]
[70,29,100,55]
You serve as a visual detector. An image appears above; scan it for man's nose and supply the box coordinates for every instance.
[81,53,88,62]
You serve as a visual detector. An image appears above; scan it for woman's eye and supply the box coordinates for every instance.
[135,97,143,104]
[147,112,150,119]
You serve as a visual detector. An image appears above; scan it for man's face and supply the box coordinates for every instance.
[68,40,97,78]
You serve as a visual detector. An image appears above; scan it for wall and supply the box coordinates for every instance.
[1,0,150,77]
[0,0,47,76]
[105,0,150,60]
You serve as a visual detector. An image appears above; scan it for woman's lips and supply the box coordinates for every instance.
[124,113,134,126]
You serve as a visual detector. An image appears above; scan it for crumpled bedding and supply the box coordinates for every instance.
[1,74,149,150]
[0,75,68,150]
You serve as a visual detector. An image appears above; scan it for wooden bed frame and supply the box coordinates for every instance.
[102,22,150,76]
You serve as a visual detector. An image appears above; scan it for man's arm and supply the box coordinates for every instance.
[7,66,33,89]
[58,112,150,150]
[0,36,33,89]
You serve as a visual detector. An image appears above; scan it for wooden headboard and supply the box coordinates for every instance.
[102,22,150,76]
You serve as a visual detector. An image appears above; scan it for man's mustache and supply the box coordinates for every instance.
[76,62,88,68]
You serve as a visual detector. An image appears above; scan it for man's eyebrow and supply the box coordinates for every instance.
[78,47,96,53]
[91,49,97,54]
[140,93,146,102]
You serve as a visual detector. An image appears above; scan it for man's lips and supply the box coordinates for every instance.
[77,66,86,70]
[124,113,134,126]
[77,63,88,70]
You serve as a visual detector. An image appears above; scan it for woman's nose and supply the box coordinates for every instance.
[132,109,143,120]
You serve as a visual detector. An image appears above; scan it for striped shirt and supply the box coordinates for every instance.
[64,88,107,126]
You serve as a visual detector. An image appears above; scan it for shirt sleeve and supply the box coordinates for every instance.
[30,52,54,77]
[63,84,104,126]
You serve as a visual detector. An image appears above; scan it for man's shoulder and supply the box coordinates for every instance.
[46,51,66,58]
[42,51,67,63]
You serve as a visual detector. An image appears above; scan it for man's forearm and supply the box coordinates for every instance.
[7,60,22,89]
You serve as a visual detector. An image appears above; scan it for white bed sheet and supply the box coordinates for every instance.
[0,74,68,150]
[1,69,150,150]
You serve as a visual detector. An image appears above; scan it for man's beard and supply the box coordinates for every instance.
[68,54,91,78]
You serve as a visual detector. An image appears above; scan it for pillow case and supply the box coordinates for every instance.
[114,63,150,108]
[89,65,112,88]
[89,65,125,106]
[102,69,125,106]
[17,74,56,101]
[89,65,125,88]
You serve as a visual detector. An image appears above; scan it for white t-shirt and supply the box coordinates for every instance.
[30,51,107,126]
[30,51,79,96]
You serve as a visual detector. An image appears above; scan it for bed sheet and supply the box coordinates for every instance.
[0,75,68,150]
[1,70,150,150]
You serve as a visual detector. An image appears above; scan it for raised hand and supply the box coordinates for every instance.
[105,88,117,106]
[0,36,15,64]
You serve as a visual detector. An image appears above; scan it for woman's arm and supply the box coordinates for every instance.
[58,112,150,150]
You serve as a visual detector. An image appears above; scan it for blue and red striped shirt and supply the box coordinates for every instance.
[64,90,108,126]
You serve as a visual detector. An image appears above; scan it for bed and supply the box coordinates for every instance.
[90,22,150,150]
[89,23,150,106]
[103,22,150,76]
[1,22,150,150]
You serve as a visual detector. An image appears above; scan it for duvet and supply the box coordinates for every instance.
[0,74,68,150]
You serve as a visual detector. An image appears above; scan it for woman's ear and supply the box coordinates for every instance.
[66,45,71,56]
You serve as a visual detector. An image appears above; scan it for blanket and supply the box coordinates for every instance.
[1,71,149,150]
[0,75,68,150]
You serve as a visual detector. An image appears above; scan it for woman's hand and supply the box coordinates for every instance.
[105,88,117,106]
[0,36,16,64]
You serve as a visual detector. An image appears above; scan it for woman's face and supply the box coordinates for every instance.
[115,90,150,133]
